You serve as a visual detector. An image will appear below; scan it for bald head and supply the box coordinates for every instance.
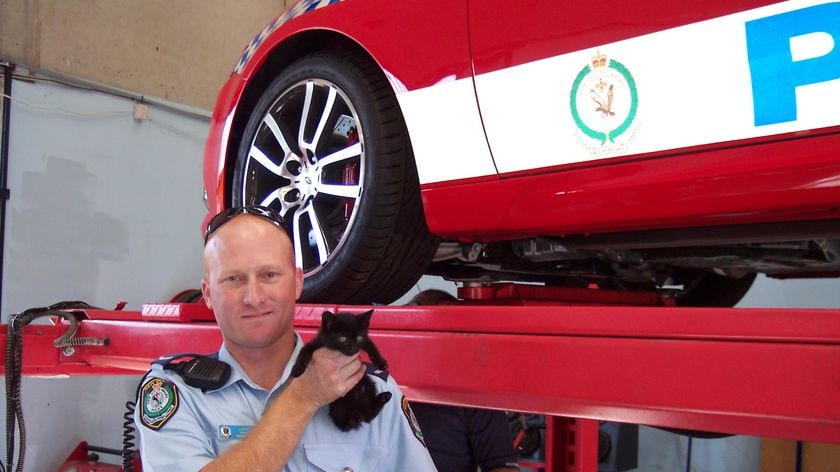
[203,214,296,278]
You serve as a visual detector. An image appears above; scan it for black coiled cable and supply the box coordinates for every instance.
[4,301,101,472]
[122,400,137,471]
[122,366,151,471]
[5,312,25,472]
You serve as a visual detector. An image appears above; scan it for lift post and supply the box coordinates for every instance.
[2,284,839,470]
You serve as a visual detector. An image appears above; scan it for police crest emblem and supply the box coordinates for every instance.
[401,396,426,447]
[140,377,179,430]
[570,50,639,156]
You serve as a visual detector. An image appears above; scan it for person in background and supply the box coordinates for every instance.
[408,289,520,472]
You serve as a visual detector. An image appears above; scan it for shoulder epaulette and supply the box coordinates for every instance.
[365,362,390,381]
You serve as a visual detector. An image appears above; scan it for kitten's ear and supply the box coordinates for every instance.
[321,311,336,330]
[359,309,373,326]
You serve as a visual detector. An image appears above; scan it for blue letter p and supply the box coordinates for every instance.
[746,3,840,126]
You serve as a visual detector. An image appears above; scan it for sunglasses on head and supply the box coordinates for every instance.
[204,206,286,244]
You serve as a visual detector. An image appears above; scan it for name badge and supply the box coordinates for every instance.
[217,424,252,440]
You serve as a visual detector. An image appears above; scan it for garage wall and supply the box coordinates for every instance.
[0,71,210,471]
[1,74,209,317]
[0,0,293,110]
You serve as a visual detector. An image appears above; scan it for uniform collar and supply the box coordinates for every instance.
[217,333,303,393]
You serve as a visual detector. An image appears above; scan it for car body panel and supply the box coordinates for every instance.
[203,0,496,227]
[468,0,782,75]
[396,77,498,184]
[203,0,840,243]
[470,0,840,175]
[421,128,840,240]
[236,0,474,89]
[203,73,246,229]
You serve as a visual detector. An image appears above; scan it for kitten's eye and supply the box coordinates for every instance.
[338,335,348,343]
[356,335,364,342]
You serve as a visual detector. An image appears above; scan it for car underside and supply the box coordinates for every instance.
[428,220,840,306]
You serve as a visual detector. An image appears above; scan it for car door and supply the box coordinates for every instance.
[467,0,818,176]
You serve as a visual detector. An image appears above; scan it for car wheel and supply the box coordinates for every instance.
[233,51,437,304]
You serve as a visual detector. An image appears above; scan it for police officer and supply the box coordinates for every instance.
[135,206,437,471]
[411,404,520,472]
[407,290,519,472]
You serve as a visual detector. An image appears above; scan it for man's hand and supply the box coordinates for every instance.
[291,348,365,409]
[198,349,364,472]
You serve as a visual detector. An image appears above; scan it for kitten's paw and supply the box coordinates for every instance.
[376,392,392,404]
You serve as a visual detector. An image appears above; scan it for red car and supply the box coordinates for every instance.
[202,0,840,305]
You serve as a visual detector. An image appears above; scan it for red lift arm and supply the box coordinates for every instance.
[3,284,839,470]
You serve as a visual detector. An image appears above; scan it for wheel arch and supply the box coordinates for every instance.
[222,30,418,208]
[225,35,440,303]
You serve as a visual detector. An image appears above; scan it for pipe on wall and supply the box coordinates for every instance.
[0,61,14,316]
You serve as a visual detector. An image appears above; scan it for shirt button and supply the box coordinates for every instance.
[342,468,353,472]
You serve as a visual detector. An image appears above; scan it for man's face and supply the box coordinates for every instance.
[201,215,303,354]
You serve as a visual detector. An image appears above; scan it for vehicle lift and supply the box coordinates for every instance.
[2,282,839,471]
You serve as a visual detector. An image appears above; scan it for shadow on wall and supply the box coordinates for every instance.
[9,156,128,306]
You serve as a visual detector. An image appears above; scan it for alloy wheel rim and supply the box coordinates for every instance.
[240,78,366,276]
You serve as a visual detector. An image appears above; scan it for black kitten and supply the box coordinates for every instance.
[291,309,392,431]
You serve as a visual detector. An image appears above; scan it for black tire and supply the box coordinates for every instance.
[406,289,457,306]
[169,289,203,304]
[673,271,757,307]
[233,51,437,304]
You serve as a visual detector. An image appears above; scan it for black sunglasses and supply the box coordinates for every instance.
[204,206,286,244]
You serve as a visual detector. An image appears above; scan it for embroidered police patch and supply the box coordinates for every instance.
[401,396,426,447]
[140,377,179,430]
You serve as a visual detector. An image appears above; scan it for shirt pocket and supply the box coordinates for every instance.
[304,442,384,472]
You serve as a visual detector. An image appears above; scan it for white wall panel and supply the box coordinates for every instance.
[1,76,209,471]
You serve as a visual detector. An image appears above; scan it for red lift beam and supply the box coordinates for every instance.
[3,296,838,447]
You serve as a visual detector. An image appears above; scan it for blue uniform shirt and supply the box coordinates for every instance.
[135,333,437,471]
[411,403,519,472]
